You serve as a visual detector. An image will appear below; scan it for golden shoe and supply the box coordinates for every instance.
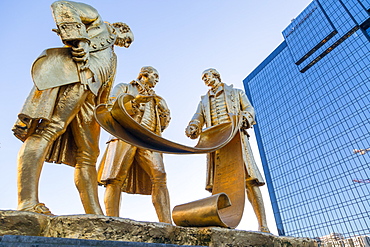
[20,203,54,216]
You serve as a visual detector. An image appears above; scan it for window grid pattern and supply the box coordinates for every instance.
[244,5,370,238]
[297,0,358,71]
[342,0,369,25]
[358,0,370,10]
[283,1,336,65]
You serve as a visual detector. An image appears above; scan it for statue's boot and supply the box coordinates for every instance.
[17,134,53,215]
[104,181,122,217]
[152,178,172,224]
[246,183,270,233]
[74,164,104,215]
[259,226,271,233]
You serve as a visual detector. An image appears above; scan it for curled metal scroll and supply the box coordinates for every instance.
[95,93,242,154]
[172,132,245,228]
[94,93,246,228]
[172,193,232,227]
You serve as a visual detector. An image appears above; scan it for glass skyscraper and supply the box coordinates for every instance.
[244,0,370,239]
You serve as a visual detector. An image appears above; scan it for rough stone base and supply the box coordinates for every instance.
[0,210,317,247]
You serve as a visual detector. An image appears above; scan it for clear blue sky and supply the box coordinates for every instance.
[0,0,311,234]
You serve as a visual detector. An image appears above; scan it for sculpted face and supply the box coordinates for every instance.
[142,70,159,88]
[202,70,221,89]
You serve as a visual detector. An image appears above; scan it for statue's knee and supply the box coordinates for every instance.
[75,149,99,167]
[106,179,123,187]
[35,121,67,143]
[151,173,167,189]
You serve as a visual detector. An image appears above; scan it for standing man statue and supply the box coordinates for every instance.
[12,0,133,215]
[97,66,172,224]
[185,68,270,232]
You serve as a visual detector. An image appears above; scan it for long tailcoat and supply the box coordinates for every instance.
[188,83,265,192]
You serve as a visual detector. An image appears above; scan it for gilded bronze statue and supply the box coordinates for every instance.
[12,0,133,215]
[94,68,255,228]
[97,66,172,224]
[182,68,270,232]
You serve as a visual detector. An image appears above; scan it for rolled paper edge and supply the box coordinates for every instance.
[172,193,231,228]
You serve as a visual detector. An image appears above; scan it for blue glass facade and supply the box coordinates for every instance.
[244,0,370,239]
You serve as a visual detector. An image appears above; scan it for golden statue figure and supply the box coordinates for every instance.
[184,68,270,232]
[12,0,133,215]
[97,66,172,224]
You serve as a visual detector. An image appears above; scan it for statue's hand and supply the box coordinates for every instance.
[71,40,90,70]
[185,125,199,139]
[241,115,252,129]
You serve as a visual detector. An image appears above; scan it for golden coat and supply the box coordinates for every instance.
[97,81,170,195]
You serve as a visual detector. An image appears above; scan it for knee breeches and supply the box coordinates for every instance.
[34,83,100,166]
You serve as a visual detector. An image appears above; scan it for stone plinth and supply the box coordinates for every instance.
[0,210,317,247]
